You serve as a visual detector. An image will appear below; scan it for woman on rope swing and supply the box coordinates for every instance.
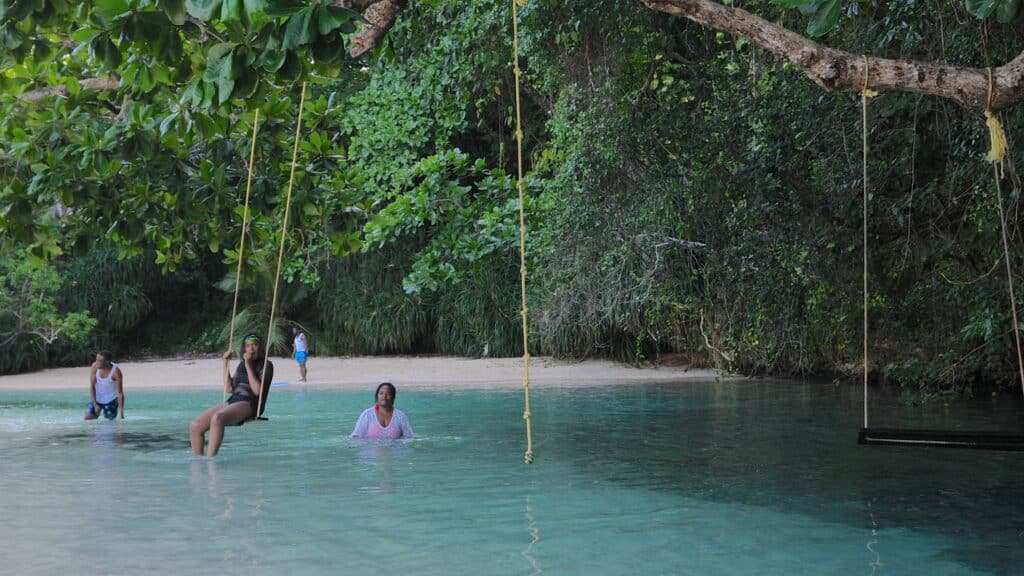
[190,333,274,457]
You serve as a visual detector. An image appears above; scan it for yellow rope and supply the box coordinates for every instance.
[991,168,1023,399]
[986,112,1008,163]
[226,108,261,401]
[985,69,1024,398]
[938,258,1000,286]
[861,56,877,428]
[985,69,1008,163]
[512,0,534,464]
[257,82,307,418]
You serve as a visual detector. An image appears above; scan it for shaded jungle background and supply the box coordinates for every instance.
[1,0,1022,398]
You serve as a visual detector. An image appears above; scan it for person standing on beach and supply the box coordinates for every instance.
[351,382,414,439]
[292,326,308,383]
[189,333,274,457]
[85,351,125,420]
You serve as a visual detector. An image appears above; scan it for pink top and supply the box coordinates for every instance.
[351,406,414,439]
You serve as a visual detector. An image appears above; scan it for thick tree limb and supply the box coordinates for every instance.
[641,0,1024,111]
[336,0,402,58]
[18,77,121,103]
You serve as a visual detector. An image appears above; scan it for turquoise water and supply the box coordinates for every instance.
[1,380,1022,575]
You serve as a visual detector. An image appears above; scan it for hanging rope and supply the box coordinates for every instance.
[861,56,877,428]
[257,82,308,418]
[985,69,1024,399]
[985,71,1008,164]
[512,0,534,464]
[225,109,262,401]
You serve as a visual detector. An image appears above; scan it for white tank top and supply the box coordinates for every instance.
[95,364,120,404]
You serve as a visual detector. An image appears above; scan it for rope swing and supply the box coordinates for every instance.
[225,108,261,402]
[256,81,308,419]
[983,69,1024,399]
[861,56,877,429]
[511,0,535,464]
[858,64,1024,450]
[222,84,307,419]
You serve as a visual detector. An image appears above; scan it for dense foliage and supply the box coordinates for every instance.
[1,0,1023,397]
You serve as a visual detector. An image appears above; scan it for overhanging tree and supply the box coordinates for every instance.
[1,0,1019,262]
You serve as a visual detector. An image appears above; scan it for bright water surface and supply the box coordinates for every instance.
[1,380,1022,575]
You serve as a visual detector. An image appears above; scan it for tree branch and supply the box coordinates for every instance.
[18,77,121,103]
[335,0,403,58]
[640,0,1024,111]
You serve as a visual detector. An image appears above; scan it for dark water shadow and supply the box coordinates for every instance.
[47,430,189,452]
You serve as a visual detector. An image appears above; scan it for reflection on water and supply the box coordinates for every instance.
[352,439,415,493]
[0,383,1021,575]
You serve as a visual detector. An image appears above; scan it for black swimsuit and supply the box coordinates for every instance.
[227,363,262,414]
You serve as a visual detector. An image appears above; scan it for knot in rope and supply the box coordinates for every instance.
[861,56,879,99]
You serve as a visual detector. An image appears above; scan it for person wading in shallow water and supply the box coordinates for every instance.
[189,333,273,457]
[84,351,125,420]
[351,382,414,439]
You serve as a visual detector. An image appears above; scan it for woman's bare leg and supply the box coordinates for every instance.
[190,403,225,455]
[206,402,253,457]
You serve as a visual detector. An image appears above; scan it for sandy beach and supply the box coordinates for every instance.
[0,355,718,393]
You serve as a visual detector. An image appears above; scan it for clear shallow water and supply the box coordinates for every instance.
[0,380,1022,575]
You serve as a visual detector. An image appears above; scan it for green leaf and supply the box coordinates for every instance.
[158,27,184,63]
[965,0,997,17]
[233,67,258,98]
[805,0,841,37]
[94,0,131,15]
[159,111,179,136]
[256,28,286,71]
[995,0,1020,21]
[203,42,234,81]
[277,51,301,82]
[88,33,122,69]
[180,80,202,107]
[1,26,27,50]
[259,46,286,71]
[72,27,100,43]
[282,7,315,49]
[163,0,188,25]
[769,0,818,7]
[216,54,236,103]
[185,0,222,21]
[317,5,354,36]
[220,0,242,22]
[62,76,81,97]
[263,0,304,17]
[796,0,825,16]
[243,0,269,16]
[200,80,215,107]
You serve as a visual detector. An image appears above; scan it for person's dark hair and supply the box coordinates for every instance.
[375,382,396,401]
[97,350,113,363]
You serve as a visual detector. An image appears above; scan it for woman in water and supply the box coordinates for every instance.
[351,382,414,439]
[189,333,274,456]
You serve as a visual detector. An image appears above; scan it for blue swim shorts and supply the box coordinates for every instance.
[295,351,307,363]
[86,399,119,420]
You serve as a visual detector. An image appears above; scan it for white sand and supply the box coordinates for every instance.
[0,355,718,392]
